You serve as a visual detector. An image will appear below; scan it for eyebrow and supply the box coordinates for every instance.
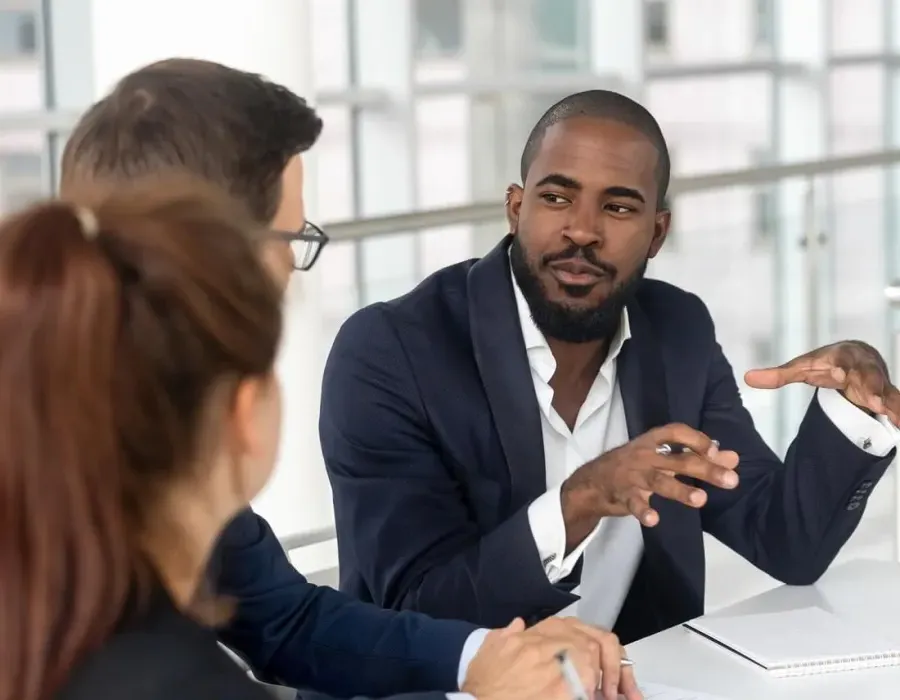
[604,186,646,204]
[534,173,646,204]
[534,173,582,190]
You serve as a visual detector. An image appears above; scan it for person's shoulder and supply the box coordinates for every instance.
[391,255,478,306]
[636,278,713,329]
[378,256,476,317]
[154,667,276,700]
[56,600,272,700]
[333,257,478,346]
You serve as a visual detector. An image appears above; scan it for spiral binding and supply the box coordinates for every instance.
[772,651,900,677]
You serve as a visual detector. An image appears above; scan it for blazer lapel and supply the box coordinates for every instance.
[467,237,546,507]
[617,300,668,438]
[615,300,704,639]
[618,300,686,555]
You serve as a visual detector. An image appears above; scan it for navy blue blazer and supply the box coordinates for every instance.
[211,509,474,700]
[320,236,893,644]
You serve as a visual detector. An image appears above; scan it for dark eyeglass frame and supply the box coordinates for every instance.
[271,221,329,271]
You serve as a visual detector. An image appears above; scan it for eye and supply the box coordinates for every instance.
[605,203,634,215]
[540,193,570,205]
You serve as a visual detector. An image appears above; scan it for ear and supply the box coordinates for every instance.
[648,208,672,259]
[228,378,266,463]
[505,184,524,234]
[220,377,266,503]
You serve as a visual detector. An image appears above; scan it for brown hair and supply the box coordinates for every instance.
[0,181,282,700]
[60,58,323,224]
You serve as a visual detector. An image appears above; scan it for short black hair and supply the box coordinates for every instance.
[61,58,323,224]
[520,90,670,209]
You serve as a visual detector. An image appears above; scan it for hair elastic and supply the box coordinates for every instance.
[74,206,99,240]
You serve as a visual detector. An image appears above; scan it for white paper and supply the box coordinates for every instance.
[614,682,732,700]
[684,605,900,672]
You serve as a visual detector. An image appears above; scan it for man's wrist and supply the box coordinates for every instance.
[560,476,604,552]
[837,387,877,417]
[457,628,490,689]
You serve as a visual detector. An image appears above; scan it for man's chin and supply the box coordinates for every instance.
[557,284,601,300]
[546,281,610,305]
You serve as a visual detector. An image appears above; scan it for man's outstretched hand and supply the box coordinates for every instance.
[745,340,900,426]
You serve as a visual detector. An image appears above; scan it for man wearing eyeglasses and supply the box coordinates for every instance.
[58,58,641,700]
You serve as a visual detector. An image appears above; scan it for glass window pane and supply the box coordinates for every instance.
[750,149,775,246]
[828,169,886,350]
[647,74,772,177]
[0,9,36,58]
[0,1,44,112]
[830,0,883,56]
[467,96,517,201]
[309,0,351,91]
[360,233,417,303]
[528,0,589,72]
[312,106,355,222]
[442,0,591,78]
[752,0,773,49]
[0,131,49,215]
[829,66,884,155]
[532,0,578,50]
[644,0,669,50]
[649,0,767,62]
[415,0,462,59]
[415,96,469,208]
[654,186,777,447]
[319,239,359,340]
[418,225,473,276]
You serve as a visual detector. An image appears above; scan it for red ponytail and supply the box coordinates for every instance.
[0,184,281,700]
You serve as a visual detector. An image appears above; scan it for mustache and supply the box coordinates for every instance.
[541,244,618,277]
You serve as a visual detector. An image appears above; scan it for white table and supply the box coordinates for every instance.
[627,559,900,699]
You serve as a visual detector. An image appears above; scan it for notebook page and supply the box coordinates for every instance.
[613,682,732,700]
[684,606,900,671]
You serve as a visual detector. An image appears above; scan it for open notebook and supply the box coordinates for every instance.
[683,606,900,678]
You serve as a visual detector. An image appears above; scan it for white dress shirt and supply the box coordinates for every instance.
[449,628,490,700]
[511,272,900,630]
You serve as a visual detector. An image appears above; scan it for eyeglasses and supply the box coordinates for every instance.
[271,221,329,271]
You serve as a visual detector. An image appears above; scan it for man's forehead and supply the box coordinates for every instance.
[528,117,659,186]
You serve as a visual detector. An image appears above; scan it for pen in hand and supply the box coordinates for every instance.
[555,650,635,700]
[655,438,719,456]
[555,650,589,700]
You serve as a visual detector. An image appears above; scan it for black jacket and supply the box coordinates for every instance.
[56,589,271,700]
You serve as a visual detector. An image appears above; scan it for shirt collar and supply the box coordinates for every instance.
[510,259,632,362]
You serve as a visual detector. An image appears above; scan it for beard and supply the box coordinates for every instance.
[509,235,647,344]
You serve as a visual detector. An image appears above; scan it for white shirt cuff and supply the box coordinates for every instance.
[447,695,476,700]
[817,388,900,457]
[527,485,603,583]
[457,628,489,688]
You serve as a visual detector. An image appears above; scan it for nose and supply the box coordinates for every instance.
[564,202,603,248]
